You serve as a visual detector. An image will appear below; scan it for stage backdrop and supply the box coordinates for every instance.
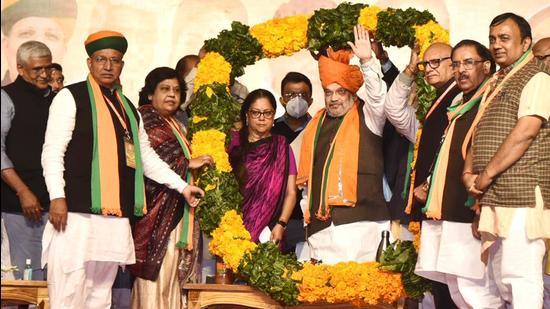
[1,0,548,115]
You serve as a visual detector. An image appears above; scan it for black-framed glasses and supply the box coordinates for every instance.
[30,65,54,74]
[535,54,550,61]
[93,56,123,66]
[248,109,275,119]
[416,57,451,71]
[451,58,486,71]
[282,92,309,100]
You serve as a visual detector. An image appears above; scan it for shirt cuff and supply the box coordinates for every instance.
[398,72,415,86]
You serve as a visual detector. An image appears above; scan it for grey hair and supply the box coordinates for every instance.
[16,41,52,65]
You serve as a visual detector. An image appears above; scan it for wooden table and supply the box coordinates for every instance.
[1,280,49,309]
[184,283,400,309]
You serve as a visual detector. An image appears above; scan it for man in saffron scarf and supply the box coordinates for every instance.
[41,31,204,308]
[463,13,550,308]
[385,41,461,308]
[416,40,504,308]
[296,25,389,264]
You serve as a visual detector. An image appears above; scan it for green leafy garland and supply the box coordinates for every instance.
[307,2,365,53]
[188,83,242,235]
[376,8,436,48]
[204,21,263,81]
[414,72,437,123]
[238,242,302,306]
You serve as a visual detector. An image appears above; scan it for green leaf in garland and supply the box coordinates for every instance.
[307,2,366,54]
[238,242,302,306]
[204,21,264,81]
[195,168,242,236]
[188,82,241,145]
[414,72,437,124]
[376,8,436,47]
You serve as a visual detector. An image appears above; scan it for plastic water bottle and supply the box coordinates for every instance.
[23,259,32,280]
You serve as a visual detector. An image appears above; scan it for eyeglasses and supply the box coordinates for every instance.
[324,88,348,97]
[248,109,275,119]
[416,57,451,71]
[93,56,123,66]
[451,58,486,71]
[282,92,309,100]
[535,54,550,61]
[30,65,54,74]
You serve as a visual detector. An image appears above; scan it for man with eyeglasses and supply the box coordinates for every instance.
[414,39,504,308]
[271,72,313,255]
[463,13,550,308]
[1,40,53,282]
[40,30,204,308]
[296,25,390,264]
[384,42,461,308]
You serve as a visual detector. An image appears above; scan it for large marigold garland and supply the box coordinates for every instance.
[188,1,449,306]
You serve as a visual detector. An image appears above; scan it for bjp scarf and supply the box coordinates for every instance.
[87,74,146,217]
[423,80,490,219]
[297,102,360,223]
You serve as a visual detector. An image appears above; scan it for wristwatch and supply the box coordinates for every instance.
[277,220,287,228]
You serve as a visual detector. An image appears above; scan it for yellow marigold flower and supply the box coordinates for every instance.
[408,221,421,234]
[358,6,382,32]
[250,15,309,58]
[294,261,404,305]
[192,115,208,124]
[205,86,214,98]
[194,52,231,93]
[191,129,232,173]
[414,21,449,59]
[208,210,257,272]
[204,183,216,191]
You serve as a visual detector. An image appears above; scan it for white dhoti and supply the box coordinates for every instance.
[42,212,135,309]
[305,220,391,265]
[415,220,503,308]
[486,208,546,309]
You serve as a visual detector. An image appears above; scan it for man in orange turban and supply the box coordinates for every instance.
[296,25,389,264]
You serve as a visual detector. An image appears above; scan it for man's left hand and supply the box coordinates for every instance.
[347,24,372,64]
[474,170,493,194]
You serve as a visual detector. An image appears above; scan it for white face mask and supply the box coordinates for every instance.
[285,96,309,118]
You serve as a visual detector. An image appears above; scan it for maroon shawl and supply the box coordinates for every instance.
[130,105,200,282]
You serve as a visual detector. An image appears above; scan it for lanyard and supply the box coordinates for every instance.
[104,95,130,138]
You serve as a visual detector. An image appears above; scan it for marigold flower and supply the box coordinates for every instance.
[358,6,382,32]
[415,21,449,59]
[194,52,231,92]
[250,15,309,58]
[191,129,232,173]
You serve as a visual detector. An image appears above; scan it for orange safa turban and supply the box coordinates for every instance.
[319,48,364,93]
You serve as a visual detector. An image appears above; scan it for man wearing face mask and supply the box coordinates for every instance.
[273,72,313,142]
[272,72,313,253]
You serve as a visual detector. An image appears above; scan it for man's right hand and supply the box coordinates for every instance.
[18,188,43,222]
[49,198,68,232]
[183,185,205,208]
[405,44,421,77]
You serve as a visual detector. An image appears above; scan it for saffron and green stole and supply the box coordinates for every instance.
[422,80,489,219]
[86,74,146,217]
